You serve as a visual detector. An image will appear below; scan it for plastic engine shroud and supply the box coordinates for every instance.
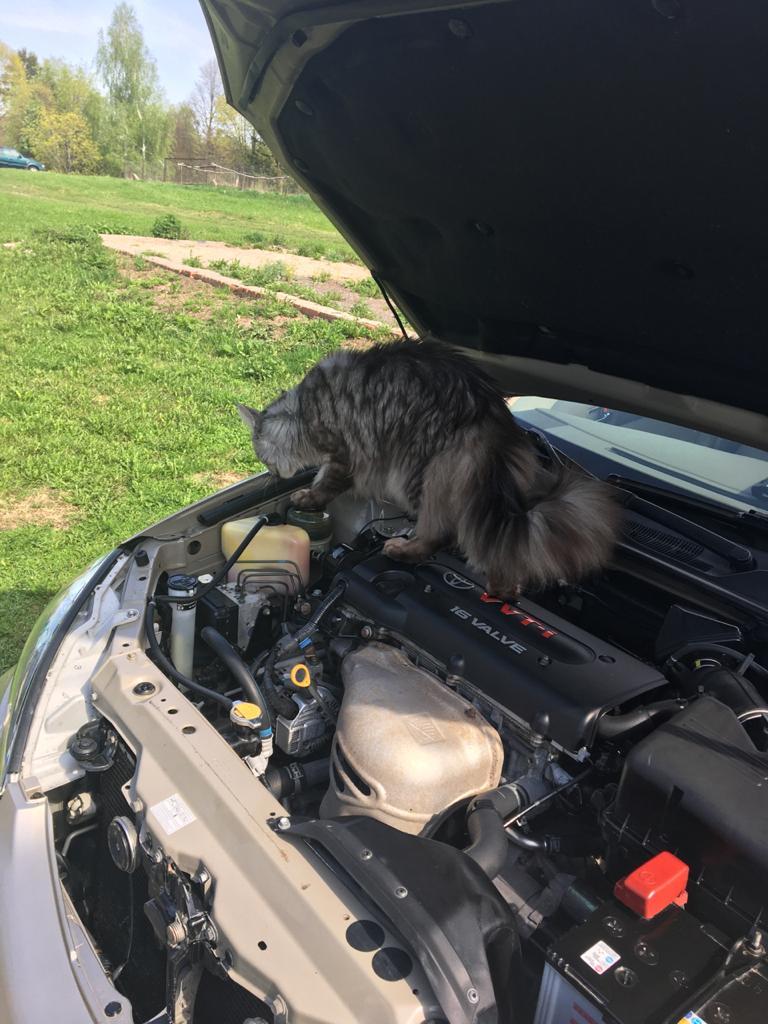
[335,555,667,750]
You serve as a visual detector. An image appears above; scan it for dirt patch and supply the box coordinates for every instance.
[0,489,77,530]
[192,470,249,490]
[102,234,368,283]
[117,255,227,317]
[109,240,400,332]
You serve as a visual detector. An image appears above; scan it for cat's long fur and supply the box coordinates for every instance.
[238,338,619,595]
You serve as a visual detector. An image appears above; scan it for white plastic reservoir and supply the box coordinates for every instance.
[221,518,310,593]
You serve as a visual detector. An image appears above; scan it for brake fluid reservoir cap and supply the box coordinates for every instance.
[167,573,198,594]
[614,851,689,919]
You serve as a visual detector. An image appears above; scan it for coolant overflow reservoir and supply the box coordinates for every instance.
[286,507,333,559]
[221,518,310,593]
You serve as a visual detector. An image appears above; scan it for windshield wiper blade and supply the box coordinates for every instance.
[606,474,768,532]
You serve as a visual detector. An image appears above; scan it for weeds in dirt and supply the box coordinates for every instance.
[351,277,380,299]
[350,299,374,319]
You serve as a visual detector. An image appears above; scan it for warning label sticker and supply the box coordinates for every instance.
[678,1014,709,1024]
[150,793,196,836]
[580,940,621,975]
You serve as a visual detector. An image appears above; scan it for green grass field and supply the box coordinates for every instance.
[0,177,382,670]
[0,171,357,261]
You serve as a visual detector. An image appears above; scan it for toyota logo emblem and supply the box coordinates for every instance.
[443,570,475,590]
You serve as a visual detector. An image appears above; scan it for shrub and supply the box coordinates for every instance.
[152,214,184,240]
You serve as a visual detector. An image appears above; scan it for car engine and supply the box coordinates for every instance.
[51,490,768,1024]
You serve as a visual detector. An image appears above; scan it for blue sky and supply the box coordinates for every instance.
[0,1,217,104]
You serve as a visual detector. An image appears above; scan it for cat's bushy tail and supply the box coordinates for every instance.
[460,448,620,595]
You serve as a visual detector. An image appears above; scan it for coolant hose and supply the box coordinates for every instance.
[264,758,330,800]
[464,797,516,879]
[200,626,273,731]
[464,784,530,877]
[467,771,601,864]
[144,601,233,709]
[596,698,686,738]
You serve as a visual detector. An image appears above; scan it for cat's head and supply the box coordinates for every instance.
[237,400,309,478]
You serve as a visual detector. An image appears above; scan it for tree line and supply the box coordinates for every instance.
[0,2,280,179]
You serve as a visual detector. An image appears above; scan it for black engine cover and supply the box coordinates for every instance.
[335,555,666,750]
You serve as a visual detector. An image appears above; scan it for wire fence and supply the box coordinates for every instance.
[163,158,302,194]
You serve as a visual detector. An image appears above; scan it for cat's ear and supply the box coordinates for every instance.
[236,403,263,431]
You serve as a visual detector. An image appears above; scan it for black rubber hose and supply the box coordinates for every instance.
[596,707,658,738]
[464,797,515,878]
[261,646,299,719]
[153,514,269,605]
[596,698,686,738]
[200,627,273,731]
[144,601,233,709]
[278,581,346,655]
[264,758,330,800]
[506,826,550,853]
[504,822,601,856]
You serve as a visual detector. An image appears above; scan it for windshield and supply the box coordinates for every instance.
[510,397,768,514]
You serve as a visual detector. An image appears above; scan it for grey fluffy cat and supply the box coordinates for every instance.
[237,338,619,596]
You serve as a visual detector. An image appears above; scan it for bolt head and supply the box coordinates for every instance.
[277,816,291,832]
[361,849,373,861]
[394,886,408,899]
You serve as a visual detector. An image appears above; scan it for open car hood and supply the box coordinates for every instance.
[200,0,768,449]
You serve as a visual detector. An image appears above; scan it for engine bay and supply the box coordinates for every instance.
[32,477,768,1024]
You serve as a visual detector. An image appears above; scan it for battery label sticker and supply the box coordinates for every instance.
[678,1014,709,1024]
[151,793,196,835]
[580,940,621,975]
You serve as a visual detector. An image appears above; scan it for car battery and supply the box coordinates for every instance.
[533,899,727,1024]
[696,960,768,1024]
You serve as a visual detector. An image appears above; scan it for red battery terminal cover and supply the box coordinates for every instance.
[614,851,689,919]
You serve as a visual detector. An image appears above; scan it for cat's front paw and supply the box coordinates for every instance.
[291,488,324,509]
[383,536,419,562]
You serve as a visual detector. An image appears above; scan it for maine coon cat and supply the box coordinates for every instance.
[237,338,619,596]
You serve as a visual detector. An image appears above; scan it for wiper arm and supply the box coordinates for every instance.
[607,474,768,533]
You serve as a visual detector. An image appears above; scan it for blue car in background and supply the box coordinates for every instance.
[0,146,44,171]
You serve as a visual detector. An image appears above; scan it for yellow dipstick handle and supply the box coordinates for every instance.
[290,663,312,688]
